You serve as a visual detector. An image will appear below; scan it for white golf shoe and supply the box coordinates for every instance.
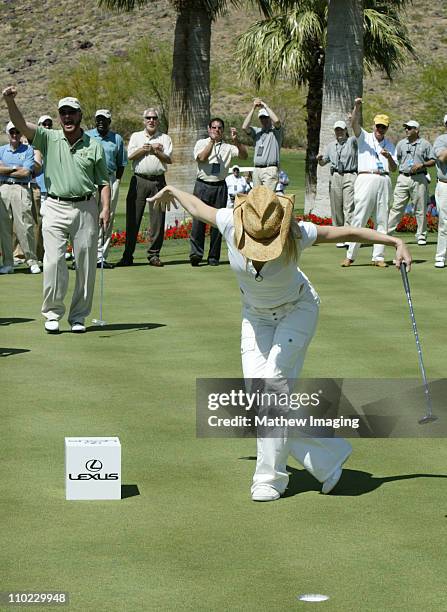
[321,466,343,495]
[71,322,86,333]
[30,264,41,274]
[434,261,445,269]
[251,485,281,502]
[44,320,59,333]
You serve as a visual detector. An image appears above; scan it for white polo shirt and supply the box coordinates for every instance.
[128,130,173,176]
[357,128,397,173]
[216,208,317,308]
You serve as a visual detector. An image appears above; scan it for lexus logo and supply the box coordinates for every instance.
[85,459,103,472]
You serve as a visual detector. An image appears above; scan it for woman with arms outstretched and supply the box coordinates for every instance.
[149,185,412,502]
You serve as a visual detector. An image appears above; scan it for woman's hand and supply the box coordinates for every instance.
[147,186,178,211]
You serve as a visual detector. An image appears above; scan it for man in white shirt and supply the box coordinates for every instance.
[225,165,248,207]
[190,118,247,266]
[342,98,397,267]
[116,108,172,268]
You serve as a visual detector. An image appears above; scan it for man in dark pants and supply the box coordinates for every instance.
[190,118,247,266]
[116,108,172,267]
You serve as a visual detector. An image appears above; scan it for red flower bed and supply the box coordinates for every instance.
[109,212,438,245]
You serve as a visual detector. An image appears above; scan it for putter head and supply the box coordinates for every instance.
[92,319,106,327]
[418,414,438,425]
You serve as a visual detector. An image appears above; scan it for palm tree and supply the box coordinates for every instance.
[236,0,414,211]
[99,0,239,224]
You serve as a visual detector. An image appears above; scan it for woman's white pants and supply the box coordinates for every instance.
[241,287,352,494]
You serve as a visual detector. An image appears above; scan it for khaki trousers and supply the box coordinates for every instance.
[97,178,120,262]
[13,185,45,263]
[41,196,98,324]
[329,172,356,227]
[0,183,37,267]
[253,166,279,191]
[435,181,447,264]
[388,174,428,240]
[346,174,391,262]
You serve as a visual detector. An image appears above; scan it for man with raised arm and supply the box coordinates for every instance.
[342,98,397,268]
[2,86,110,334]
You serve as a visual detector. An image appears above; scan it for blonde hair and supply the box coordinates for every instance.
[283,218,300,263]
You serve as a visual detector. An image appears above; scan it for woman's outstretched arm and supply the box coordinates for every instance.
[315,225,412,270]
[147,185,218,226]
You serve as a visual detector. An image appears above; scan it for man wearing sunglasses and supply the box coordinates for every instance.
[116,109,172,268]
[433,115,447,268]
[0,121,37,274]
[2,86,110,333]
[387,121,435,247]
[342,98,397,268]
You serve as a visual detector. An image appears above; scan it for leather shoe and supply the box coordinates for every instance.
[148,256,164,267]
[190,255,202,267]
[115,258,133,267]
[372,260,388,268]
[208,258,220,266]
[251,485,281,502]
[341,258,354,267]
[97,261,115,269]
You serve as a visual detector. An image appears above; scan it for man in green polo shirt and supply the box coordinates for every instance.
[2,86,110,333]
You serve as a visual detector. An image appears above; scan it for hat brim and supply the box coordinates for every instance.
[233,193,294,262]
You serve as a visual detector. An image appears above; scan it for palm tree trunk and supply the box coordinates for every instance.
[312,0,364,218]
[166,7,212,225]
[304,59,324,213]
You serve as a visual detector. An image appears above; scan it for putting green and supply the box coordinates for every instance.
[2,235,446,611]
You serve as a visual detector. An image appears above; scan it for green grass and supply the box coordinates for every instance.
[2,233,447,611]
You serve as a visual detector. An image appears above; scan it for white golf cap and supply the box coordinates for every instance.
[58,96,81,111]
[403,120,420,129]
[444,114,447,125]
[5,120,17,133]
[232,165,240,171]
[95,109,112,119]
[333,120,347,130]
[258,108,270,118]
[37,115,52,125]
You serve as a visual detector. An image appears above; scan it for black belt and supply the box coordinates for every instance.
[399,171,427,177]
[135,173,165,180]
[0,179,29,185]
[196,178,226,186]
[48,193,93,202]
[255,164,278,168]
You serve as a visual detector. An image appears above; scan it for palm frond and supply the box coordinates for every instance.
[98,0,147,11]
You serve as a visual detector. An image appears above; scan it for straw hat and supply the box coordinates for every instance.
[233,186,295,262]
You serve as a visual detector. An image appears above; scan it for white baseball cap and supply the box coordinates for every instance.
[95,109,112,120]
[38,115,53,125]
[333,120,347,130]
[58,97,81,111]
[258,108,270,118]
[232,165,240,171]
[403,120,420,129]
[5,121,18,134]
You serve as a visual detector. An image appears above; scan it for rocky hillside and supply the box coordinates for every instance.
[1,0,446,143]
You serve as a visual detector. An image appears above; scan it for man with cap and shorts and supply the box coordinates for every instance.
[342,98,397,268]
[317,121,357,247]
[0,120,38,275]
[242,98,283,191]
[116,108,172,268]
[433,115,447,268]
[2,86,110,332]
[225,165,248,207]
[86,109,127,269]
[387,120,435,246]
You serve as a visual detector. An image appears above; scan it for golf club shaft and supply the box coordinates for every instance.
[99,227,105,322]
[400,264,434,417]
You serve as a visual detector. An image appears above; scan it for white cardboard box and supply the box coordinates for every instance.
[65,437,121,500]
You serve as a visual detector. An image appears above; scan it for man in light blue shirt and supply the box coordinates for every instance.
[86,109,127,267]
[0,121,38,274]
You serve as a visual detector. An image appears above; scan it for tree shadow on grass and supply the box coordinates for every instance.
[163,259,230,267]
[0,317,35,325]
[121,484,140,499]
[239,456,447,497]
[87,323,166,337]
[0,347,31,357]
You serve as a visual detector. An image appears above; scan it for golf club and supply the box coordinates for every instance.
[400,263,437,424]
[92,228,106,327]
